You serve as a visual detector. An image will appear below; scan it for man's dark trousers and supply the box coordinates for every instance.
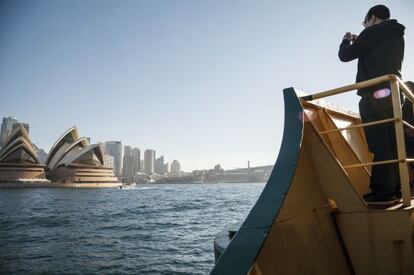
[359,93,400,197]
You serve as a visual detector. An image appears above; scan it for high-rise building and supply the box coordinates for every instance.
[104,141,122,176]
[124,145,132,157]
[0,116,18,148]
[122,145,133,181]
[155,156,165,174]
[37,149,48,164]
[122,155,134,182]
[171,160,181,173]
[164,162,170,174]
[30,142,47,164]
[140,160,144,172]
[144,149,156,174]
[132,148,140,175]
[103,155,114,169]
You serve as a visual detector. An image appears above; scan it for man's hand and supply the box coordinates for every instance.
[343,32,352,41]
[351,34,358,42]
[343,32,358,43]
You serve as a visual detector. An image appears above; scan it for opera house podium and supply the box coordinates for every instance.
[0,125,49,186]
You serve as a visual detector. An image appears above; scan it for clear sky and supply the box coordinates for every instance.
[1,0,413,171]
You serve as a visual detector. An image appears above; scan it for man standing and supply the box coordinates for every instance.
[338,5,405,203]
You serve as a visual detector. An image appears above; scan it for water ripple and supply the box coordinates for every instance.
[0,183,264,274]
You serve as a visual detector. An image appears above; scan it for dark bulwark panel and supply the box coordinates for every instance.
[211,88,306,274]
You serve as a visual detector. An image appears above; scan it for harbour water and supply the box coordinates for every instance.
[0,183,265,274]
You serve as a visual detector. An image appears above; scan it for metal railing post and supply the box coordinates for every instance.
[390,77,411,206]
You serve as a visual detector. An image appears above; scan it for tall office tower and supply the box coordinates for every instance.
[31,143,47,164]
[155,156,165,174]
[144,149,156,175]
[122,155,134,182]
[140,160,144,172]
[171,160,181,173]
[12,123,29,134]
[124,145,132,157]
[164,162,170,174]
[0,116,18,148]
[132,148,140,175]
[103,155,114,169]
[104,141,122,176]
[37,148,48,164]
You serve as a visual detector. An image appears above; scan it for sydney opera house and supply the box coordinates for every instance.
[0,125,50,186]
[0,126,120,188]
[45,126,120,187]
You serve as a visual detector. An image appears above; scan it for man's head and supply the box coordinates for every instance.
[363,5,390,28]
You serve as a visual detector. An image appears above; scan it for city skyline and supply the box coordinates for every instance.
[0,115,239,172]
[1,1,414,171]
[0,118,189,181]
[0,116,190,174]
[0,114,259,171]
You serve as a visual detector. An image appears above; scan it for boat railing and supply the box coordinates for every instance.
[301,74,414,206]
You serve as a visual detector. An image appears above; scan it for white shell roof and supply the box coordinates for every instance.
[46,126,79,165]
[0,137,39,164]
[47,137,89,170]
[55,144,104,168]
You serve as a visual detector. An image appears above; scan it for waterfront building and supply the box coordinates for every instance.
[45,126,119,187]
[132,147,140,174]
[103,155,114,169]
[144,149,155,174]
[0,116,18,148]
[124,145,132,157]
[0,125,48,184]
[104,141,122,177]
[171,160,181,173]
[214,164,224,173]
[155,156,165,174]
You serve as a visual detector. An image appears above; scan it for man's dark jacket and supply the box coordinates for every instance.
[338,19,405,96]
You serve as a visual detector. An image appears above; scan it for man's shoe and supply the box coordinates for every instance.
[363,192,373,199]
[364,193,398,205]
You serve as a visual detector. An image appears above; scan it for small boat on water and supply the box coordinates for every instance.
[212,75,414,275]
[118,183,137,190]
